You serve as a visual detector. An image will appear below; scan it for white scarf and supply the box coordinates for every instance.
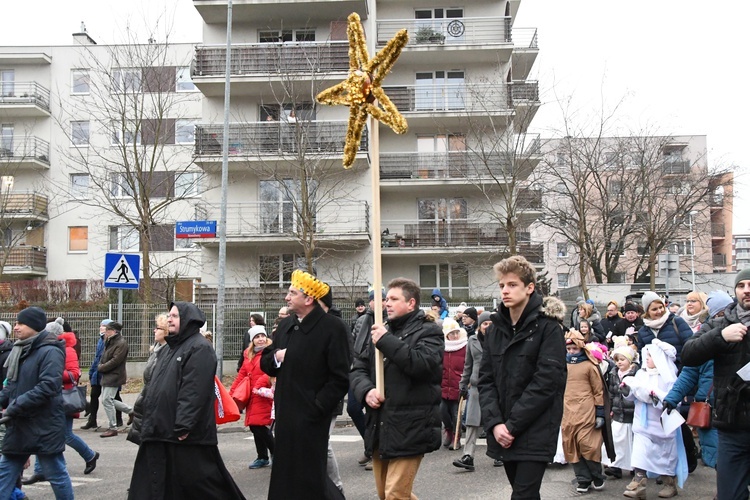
[679,308,706,333]
[643,311,669,335]
[444,338,467,353]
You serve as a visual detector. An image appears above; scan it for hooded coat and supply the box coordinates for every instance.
[128,302,245,500]
[60,331,82,418]
[431,288,449,319]
[231,342,274,427]
[478,293,567,463]
[0,330,66,455]
[260,303,351,500]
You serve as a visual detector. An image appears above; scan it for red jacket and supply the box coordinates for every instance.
[60,331,82,417]
[231,347,273,427]
[441,344,466,401]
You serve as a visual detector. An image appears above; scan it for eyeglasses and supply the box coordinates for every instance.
[686,299,700,303]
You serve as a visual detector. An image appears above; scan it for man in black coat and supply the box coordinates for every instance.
[681,270,750,500]
[0,307,74,499]
[478,256,567,500]
[612,302,644,338]
[261,270,351,500]
[350,277,444,500]
[128,302,244,500]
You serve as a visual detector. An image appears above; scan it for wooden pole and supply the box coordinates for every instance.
[369,115,385,397]
[453,396,466,450]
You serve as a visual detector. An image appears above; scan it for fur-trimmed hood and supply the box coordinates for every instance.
[540,296,566,323]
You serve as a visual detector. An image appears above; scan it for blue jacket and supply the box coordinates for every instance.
[430,288,449,319]
[0,330,66,455]
[89,334,105,385]
[637,313,693,367]
[664,360,715,407]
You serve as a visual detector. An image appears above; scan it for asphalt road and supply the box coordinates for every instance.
[22,417,719,500]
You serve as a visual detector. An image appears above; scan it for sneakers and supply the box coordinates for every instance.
[84,452,99,474]
[592,477,605,491]
[658,476,678,498]
[248,458,270,469]
[80,421,97,430]
[100,428,118,438]
[364,461,373,471]
[604,466,622,479]
[576,482,591,494]
[452,454,475,471]
[493,459,504,467]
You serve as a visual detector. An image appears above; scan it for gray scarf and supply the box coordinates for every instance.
[736,302,750,328]
[4,333,41,383]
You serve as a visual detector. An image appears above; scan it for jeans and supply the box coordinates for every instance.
[346,386,367,439]
[717,429,750,500]
[87,384,123,426]
[504,460,548,500]
[34,416,96,475]
[0,453,73,500]
[101,385,133,429]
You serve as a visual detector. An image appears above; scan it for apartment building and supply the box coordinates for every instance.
[734,234,750,271]
[191,0,543,301]
[537,135,730,293]
[0,33,203,300]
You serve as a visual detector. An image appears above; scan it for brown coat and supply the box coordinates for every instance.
[561,357,604,463]
[97,333,128,387]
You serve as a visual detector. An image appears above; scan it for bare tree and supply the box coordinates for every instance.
[53,30,204,303]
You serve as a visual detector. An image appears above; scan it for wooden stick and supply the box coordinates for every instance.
[369,115,385,397]
[454,395,466,450]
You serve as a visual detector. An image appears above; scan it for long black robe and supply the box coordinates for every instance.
[261,304,351,500]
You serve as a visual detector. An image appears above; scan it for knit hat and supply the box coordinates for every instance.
[0,321,11,340]
[106,321,123,332]
[17,306,47,332]
[45,317,65,337]
[355,299,366,307]
[735,268,750,288]
[368,287,386,301]
[248,325,267,342]
[478,311,492,325]
[585,299,595,306]
[101,318,113,326]
[442,318,461,336]
[623,302,639,313]
[640,291,663,314]
[463,307,478,322]
[706,290,733,319]
[612,345,636,363]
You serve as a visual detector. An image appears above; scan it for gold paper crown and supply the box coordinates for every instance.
[291,270,330,301]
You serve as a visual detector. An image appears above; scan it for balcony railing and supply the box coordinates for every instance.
[193,42,350,77]
[662,160,690,175]
[0,137,50,165]
[377,17,512,46]
[510,81,540,102]
[197,200,369,238]
[194,121,368,157]
[712,222,726,238]
[381,220,529,247]
[517,188,543,209]
[3,246,47,272]
[0,82,51,112]
[713,253,727,267]
[0,192,48,218]
[380,152,514,180]
[512,28,539,49]
[383,82,538,113]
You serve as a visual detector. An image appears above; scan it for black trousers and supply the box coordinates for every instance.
[250,425,275,460]
[504,460,548,500]
[87,384,123,425]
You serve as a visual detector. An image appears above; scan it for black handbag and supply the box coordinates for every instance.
[61,371,87,415]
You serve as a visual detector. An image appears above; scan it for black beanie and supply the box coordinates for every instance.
[320,288,333,309]
[355,299,366,307]
[463,307,478,322]
[17,306,47,333]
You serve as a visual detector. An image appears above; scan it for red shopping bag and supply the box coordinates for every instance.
[214,376,241,424]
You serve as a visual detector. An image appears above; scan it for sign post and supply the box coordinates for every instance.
[104,253,141,323]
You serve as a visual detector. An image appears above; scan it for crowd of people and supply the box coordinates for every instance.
[0,262,749,499]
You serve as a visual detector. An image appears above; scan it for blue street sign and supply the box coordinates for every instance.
[175,220,217,239]
[104,253,140,289]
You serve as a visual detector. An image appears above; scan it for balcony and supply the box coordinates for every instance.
[380,152,523,183]
[195,200,369,245]
[192,42,349,96]
[194,121,368,168]
[0,136,50,169]
[712,222,725,239]
[193,0,368,24]
[0,82,51,118]
[0,192,48,221]
[662,160,690,175]
[713,253,727,268]
[2,246,47,276]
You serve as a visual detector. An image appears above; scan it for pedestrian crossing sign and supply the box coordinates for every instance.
[104,253,140,289]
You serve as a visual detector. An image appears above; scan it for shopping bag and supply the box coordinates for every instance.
[230,377,252,412]
[214,376,241,424]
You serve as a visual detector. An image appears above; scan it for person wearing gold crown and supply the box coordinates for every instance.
[260,269,351,500]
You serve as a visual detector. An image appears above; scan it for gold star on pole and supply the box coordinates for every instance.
[316,12,409,168]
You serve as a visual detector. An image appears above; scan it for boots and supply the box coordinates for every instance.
[658,476,678,498]
[623,477,647,499]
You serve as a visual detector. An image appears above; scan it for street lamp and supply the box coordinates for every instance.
[687,210,697,290]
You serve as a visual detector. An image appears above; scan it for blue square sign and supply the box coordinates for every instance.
[104,253,140,289]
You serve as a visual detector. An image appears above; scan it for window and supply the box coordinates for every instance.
[557,273,569,288]
[260,179,312,233]
[112,68,141,93]
[142,118,176,145]
[610,272,626,284]
[176,67,195,91]
[70,174,90,198]
[175,172,200,198]
[0,124,13,156]
[147,171,172,198]
[669,240,694,256]
[0,175,14,192]
[175,234,197,251]
[609,180,623,195]
[556,242,568,257]
[112,121,141,145]
[142,66,174,93]
[68,226,88,252]
[259,29,316,43]
[175,120,195,144]
[0,70,14,97]
[71,69,89,94]
[110,173,136,198]
[419,263,469,299]
[109,225,139,251]
[259,254,300,286]
[71,121,89,146]
[418,198,467,221]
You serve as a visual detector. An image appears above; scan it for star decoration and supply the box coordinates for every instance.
[316,13,409,168]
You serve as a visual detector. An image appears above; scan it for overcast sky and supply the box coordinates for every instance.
[1,0,747,231]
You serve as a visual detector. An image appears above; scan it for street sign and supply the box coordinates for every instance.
[175,220,217,239]
[104,253,140,289]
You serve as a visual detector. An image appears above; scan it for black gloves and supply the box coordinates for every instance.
[459,388,469,400]
[663,401,675,415]
[620,383,630,397]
